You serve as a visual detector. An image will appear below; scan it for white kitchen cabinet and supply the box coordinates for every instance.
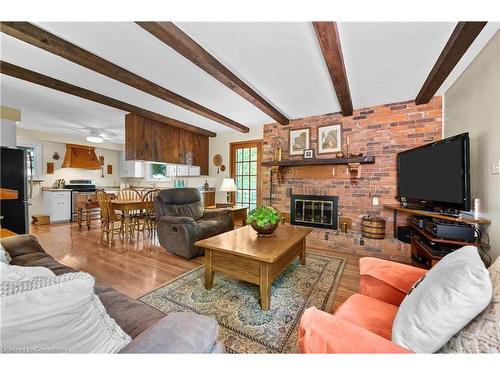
[43,190,71,223]
[188,165,201,176]
[166,164,177,177]
[176,165,190,177]
[119,151,144,178]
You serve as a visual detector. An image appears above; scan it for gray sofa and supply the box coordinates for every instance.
[1,234,225,353]
[154,188,234,259]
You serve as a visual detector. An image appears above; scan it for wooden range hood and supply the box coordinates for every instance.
[62,144,101,169]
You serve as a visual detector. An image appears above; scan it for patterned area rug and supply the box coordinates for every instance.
[139,252,346,353]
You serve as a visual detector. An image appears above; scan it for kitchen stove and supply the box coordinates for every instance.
[63,180,97,192]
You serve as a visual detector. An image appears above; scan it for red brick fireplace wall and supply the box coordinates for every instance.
[262,96,443,261]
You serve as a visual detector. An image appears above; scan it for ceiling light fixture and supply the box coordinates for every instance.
[86,135,104,143]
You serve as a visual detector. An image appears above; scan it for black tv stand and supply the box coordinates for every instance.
[385,204,490,234]
[384,204,491,268]
[401,203,460,218]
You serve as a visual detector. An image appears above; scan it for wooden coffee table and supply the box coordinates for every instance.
[194,224,312,310]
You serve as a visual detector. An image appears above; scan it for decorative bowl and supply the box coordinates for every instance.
[250,221,279,237]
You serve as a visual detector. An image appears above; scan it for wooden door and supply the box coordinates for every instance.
[230,140,262,211]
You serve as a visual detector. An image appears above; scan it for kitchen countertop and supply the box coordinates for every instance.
[42,188,70,191]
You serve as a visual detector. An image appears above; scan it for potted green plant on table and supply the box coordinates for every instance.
[247,206,280,237]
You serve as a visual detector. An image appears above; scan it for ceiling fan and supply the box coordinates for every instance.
[68,126,119,144]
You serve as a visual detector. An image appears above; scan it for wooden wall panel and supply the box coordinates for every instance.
[125,114,142,160]
[125,113,208,174]
[178,129,209,175]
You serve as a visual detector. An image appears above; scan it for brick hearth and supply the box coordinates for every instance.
[262,96,443,262]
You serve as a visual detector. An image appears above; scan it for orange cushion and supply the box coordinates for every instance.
[298,307,411,354]
[359,257,427,306]
[334,294,398,340]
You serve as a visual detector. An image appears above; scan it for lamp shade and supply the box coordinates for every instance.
[219,178,237,192]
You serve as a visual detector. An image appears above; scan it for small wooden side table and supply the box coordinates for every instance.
[213,204,248,226]
[229,206,248,226]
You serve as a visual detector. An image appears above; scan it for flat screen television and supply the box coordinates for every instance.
[397,133,470,212]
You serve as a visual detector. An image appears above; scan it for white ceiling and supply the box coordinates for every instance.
[1,74,127,143]
[337,22,500,109]
[1,22,499,143]
[175,22,340,119]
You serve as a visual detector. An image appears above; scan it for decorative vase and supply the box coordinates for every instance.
[250,221,279,237]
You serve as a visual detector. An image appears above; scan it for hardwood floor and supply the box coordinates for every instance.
[31,222,360,309]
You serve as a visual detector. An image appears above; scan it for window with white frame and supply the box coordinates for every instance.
[147,162,169,181]
[16,139,43,180]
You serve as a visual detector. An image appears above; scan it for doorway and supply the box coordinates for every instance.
[230,140,262,211]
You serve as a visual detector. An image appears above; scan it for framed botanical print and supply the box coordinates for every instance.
[317,124,342,154]
[289,128,310,156]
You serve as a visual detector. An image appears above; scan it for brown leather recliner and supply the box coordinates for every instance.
[153,188,234,259]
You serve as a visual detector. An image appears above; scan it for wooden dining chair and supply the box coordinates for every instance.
[132,189,159,239]
[141,189,160,238]
[117,188,142,237]
[117,188,141,201]
[95,190,124,244]
[139,187,154,198]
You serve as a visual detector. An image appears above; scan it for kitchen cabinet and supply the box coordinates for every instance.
[166,164,177,177]
[189,166,201,176]
[162,164,200,177]
[43,190,71,223]
[178,128,209,175]
[119,151,144,178]
[125,114,209,175]
[176,165,190,177]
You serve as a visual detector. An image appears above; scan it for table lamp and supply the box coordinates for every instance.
[219,178,237,204]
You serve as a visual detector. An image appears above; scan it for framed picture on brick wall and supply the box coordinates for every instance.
[289,128,310,156]
[317,124,342,154]
[303,149,314,159]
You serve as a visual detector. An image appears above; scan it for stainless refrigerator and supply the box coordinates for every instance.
[1,146,29,234]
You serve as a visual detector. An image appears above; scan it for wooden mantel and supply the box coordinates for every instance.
[261,156,375,183]
[261,156,375,168]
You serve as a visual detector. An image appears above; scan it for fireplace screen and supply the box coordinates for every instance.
[290,195,338,230]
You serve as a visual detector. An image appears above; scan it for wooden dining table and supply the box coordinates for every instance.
[110,198,153,240]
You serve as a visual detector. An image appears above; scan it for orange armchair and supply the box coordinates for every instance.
[298,257,427,353]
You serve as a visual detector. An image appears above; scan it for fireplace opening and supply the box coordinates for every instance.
[290,194,338,230]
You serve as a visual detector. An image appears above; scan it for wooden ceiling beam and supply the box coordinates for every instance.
[313,22,353,116]
[0,22,248,133]
[415,22,487,105]
[0,60,216,137]
[137,22,290,125]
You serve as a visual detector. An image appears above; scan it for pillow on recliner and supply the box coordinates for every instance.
[392,246,492,353]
